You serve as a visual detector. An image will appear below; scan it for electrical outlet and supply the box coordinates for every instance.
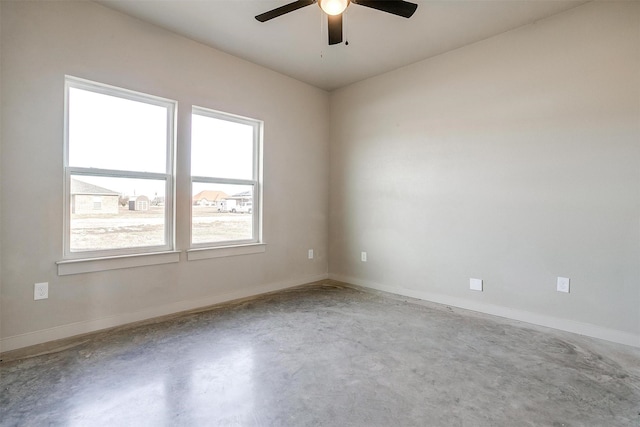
[361,252,367,262]
[470,278,483,292]
[34,282,48,300]
[308,249,314,259]
[557,277,570,293]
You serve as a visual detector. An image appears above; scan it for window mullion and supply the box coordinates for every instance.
[191,176,256,186]
[68,167,169,181]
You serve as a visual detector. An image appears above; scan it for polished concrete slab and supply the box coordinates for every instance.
[1,282,639,426]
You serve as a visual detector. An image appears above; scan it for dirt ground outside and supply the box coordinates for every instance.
[191,206,253,244]
[71,206,252,252]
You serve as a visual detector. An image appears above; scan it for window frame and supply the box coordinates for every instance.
[190,106,263,249]
[63,76,177,260]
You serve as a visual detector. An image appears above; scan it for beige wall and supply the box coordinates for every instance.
[0,1,329,351]
[329,1,640,346]
[2,1,639,352]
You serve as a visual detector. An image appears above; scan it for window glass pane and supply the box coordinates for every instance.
[191,113,254,179]
[192,183,253,245]
[70,175,166,252]
[68,87,167,173]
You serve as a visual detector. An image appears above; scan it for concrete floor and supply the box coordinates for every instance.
[1,282,639,426]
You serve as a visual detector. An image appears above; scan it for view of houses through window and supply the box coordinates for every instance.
[190,108,261,246]
[192,183,254,244]
[69,175,167,252]
[65,77,175,257]
[64,77,261,259]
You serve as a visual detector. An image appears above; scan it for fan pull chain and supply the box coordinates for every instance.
[320,9,324,57]
[344,9,349,46]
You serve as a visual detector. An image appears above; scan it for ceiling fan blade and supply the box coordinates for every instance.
[255,0,316,22]
[352,0,417,18]
[327,13,343,45]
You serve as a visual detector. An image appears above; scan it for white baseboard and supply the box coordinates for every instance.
[330,273,640,349]
[0,273,330,353]
[4,272,637,354]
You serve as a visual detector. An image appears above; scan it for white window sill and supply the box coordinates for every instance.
[57,251,181,276]
[187,243,266,261]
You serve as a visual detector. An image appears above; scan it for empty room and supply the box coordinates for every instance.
[1,0,639,425]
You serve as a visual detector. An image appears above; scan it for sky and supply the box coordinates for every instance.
[68,86,255,199]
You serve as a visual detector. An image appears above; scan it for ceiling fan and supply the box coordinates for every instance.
[255,0,418,46]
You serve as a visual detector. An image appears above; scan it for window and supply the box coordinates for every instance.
[190,107,262,247]
[92,197,102,210]
[64,76,175,258]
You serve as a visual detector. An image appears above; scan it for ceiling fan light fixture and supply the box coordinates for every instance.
[319,0,349,16]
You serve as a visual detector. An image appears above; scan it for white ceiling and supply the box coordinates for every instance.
[99,0,588,91]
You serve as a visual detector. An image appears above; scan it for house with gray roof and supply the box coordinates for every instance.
[70,178,119,214]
